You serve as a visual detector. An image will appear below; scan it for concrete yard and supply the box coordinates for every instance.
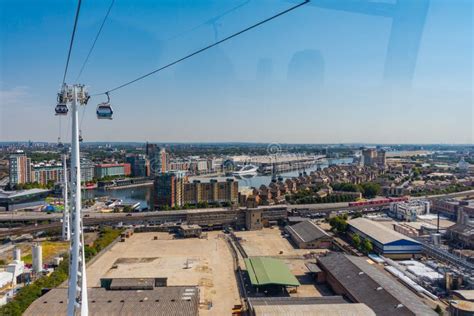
[86,231,241,316]
[235,228,328,297]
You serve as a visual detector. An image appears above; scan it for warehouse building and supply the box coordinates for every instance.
[348,217,422,258]
[248,296,375,316]
[244,257,300,294]
[24,278,199,316]
[317,253,437,316]
[285,220,332,249]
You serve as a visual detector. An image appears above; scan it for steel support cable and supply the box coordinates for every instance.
[62,0,82,84]
[75,0,116,82]
[92,0,309,96]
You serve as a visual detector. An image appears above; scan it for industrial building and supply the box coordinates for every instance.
[177,224,202,238]
[432,199,474,220]
[24,279,199,316]
[389,200,430,221]
[244,257,300,293]
[317,253,437,316]
[285,220,332,249]
[445,204,474,249]
[248,296,375,316]
[348,217,422,258]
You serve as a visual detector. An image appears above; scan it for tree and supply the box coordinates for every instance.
[361,239,373,254]
[351,233,361,249]
[329,215,348,234]
[359,183,381,199]
[332,183,360,192]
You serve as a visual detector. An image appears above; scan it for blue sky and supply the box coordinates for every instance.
[0,0,472,144]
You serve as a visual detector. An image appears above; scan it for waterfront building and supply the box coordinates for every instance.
[80,158,95,182]
[94,163,131,179]
[146,143,167,176]
[126,154,149,177]
[154,171,185,209]
[8,151,32,186]
[184,178,238,205]
[31,162,63,185]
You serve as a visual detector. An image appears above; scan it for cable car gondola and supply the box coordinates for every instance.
[55,90,69,115]
[96,93,113,120]
[79,130,83,142]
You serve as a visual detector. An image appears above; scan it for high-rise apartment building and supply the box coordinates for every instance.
[146,143,167,176]
[9,152,32,186]
[80,159,95,182]
[182,178,238,206]
[31,162,63,185]
[126,154,149,177]
[362,148,386,168]
[154,171,185,209]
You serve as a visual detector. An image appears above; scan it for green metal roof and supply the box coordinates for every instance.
[244,257,300,287]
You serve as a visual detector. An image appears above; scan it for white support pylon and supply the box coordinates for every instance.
[66,84,88,316]
[62,154,70,241]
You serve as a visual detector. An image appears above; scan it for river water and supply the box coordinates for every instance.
[84,158,354,210]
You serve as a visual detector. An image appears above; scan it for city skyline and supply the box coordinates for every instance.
[1,0,473,144]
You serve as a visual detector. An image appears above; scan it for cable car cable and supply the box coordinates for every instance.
[75,0,116,82]
[92,0,309,96]
[62,0,82,84]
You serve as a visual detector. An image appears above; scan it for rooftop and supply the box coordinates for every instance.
[0,188,49,199]
[453,290,474,301]
[317,253,436,316]
[244,257,300,287]
[348,217,419,245]
[23,286,199,316]
[252,303,375,316]
[286,220,330,243]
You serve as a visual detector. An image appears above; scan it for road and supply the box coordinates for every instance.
[1,189,473,238]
